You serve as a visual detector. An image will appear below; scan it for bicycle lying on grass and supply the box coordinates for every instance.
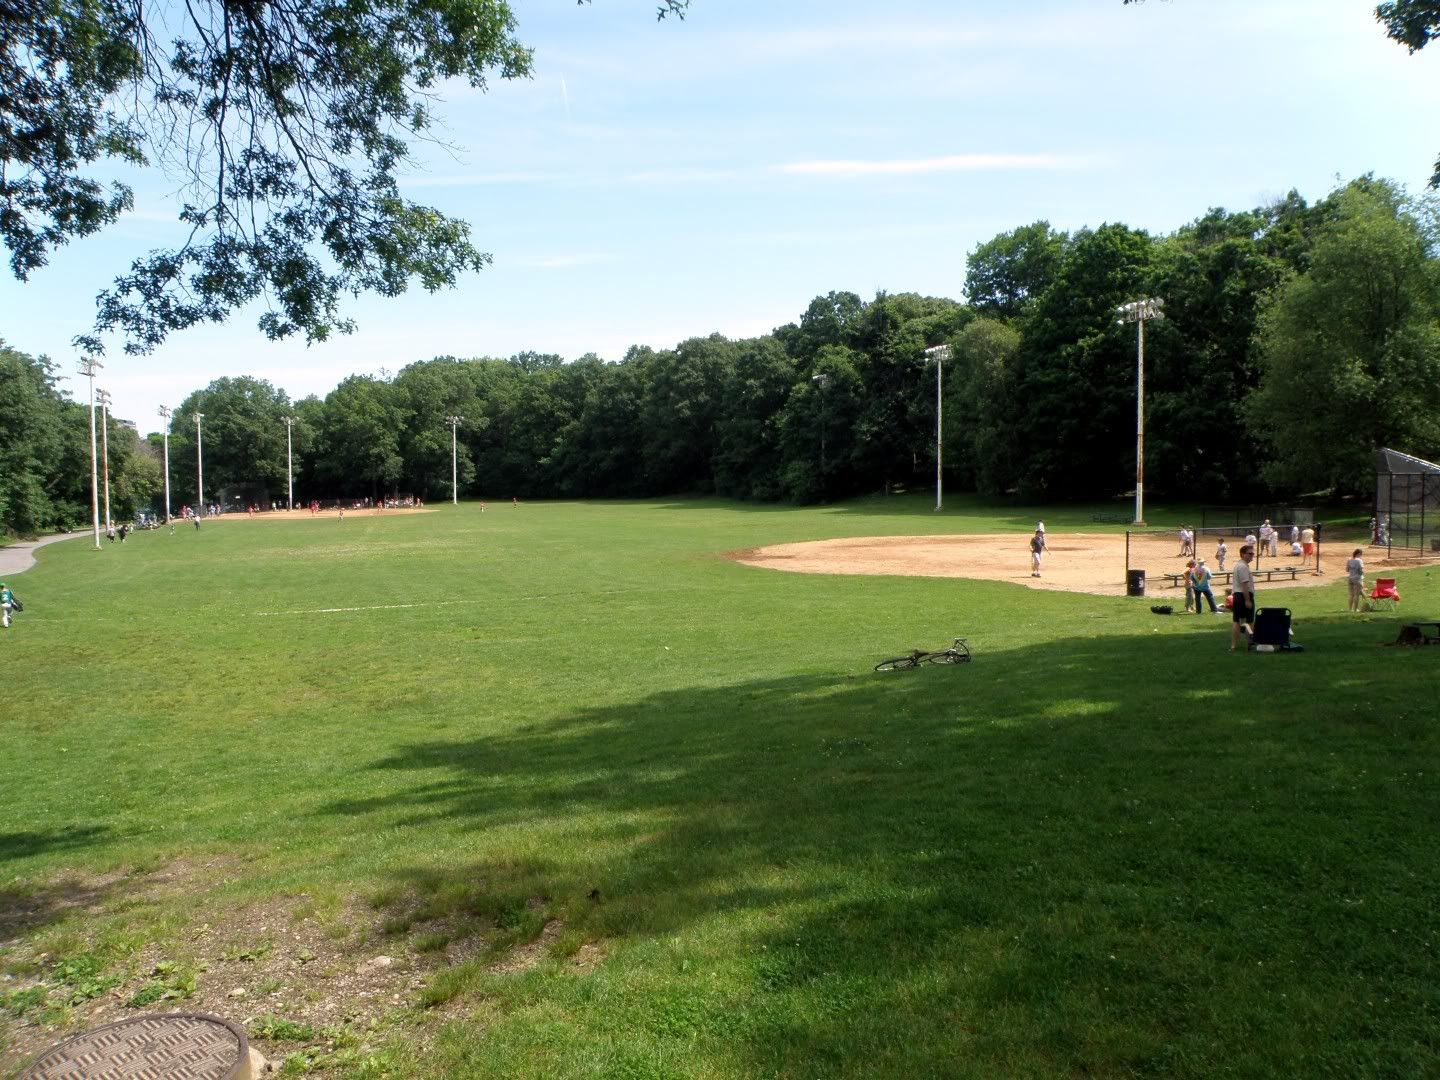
[874,637,972,671]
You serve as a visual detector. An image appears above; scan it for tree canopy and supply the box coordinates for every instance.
[1,1,686,357]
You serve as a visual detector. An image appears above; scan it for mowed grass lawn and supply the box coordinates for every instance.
[3,498,1439,1078]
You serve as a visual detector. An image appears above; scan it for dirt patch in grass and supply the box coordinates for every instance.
[727,532,1435,598]
[0,863,574,1075]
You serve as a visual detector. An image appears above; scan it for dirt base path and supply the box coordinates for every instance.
[729,533,1432,598]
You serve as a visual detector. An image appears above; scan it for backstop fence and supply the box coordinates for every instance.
[1376,448,1440,557]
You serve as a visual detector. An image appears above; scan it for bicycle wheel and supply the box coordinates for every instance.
[875,656,919,672]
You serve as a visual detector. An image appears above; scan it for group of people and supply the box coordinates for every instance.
[1174,541,1263,648]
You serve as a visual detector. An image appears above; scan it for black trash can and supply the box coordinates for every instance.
[1126,569,1146,597]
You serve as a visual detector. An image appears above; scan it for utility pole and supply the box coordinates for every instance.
[97,387,113,535]
[194,411,205,512]
[1116,298,1165,526]
[924,345,952,512]
[158,406,173,522]
[446,416,464,504]
[283,416,296,510]
[77,357,103,549]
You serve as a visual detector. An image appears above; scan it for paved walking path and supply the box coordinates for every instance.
[0,532,88,577]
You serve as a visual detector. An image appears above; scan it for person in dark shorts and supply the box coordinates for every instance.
[1230,544,1256,650]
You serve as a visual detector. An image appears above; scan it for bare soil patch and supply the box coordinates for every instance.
[728,532,1436,597]
[0,864,576,1076]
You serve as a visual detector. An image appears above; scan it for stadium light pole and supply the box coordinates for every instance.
[97,388,113,535]
[283,416,296,510]
[77,357,103,549]
[1116,298,1164,526]
[810,374,830,475]
[924,345,952,512]
[193,411,205,512]
[446,415,464,504]
[158,406,172,522]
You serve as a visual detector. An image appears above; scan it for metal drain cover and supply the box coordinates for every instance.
[20,1012,249,1079]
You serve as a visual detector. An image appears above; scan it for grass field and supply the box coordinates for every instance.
[3,498,1438,1078]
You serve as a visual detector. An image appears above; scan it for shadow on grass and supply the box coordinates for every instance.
[0,826,117,941]
[0,826,110,864]
[320,619,1439,1076]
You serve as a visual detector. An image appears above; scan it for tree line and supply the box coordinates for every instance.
[4,176,1439,536]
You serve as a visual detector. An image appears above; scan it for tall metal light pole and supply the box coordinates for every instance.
[1116,298,1165,526]
[283,416,296,510]
[77,357,103,549]
[193,411,205,512]
[158,406,173,522]
[446,415,464,504]
[924,345,952,512]
[97,388,113,535]
[810,374,830,475]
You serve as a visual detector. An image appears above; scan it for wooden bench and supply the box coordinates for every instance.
[1162,567,1306,589]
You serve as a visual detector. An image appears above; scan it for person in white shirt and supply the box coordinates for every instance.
[1345,548,1365,611]
[1231,545,1257,650]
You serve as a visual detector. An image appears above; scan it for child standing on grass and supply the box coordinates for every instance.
[1346,548,1365,612]
[1,582,14,629]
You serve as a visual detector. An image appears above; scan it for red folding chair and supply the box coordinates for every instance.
[1369,578,1401,611]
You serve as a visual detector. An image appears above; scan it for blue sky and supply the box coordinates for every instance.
[3,0,1437,432]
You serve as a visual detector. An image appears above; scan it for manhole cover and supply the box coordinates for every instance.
[20,1012,249,1079]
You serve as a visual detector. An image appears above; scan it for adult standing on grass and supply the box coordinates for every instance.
[1029,530,1045,578]
[1231,544,1256,651]
[1346,548,1366,612]
[1191,559,1219,614]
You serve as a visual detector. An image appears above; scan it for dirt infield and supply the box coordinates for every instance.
[728,532,1432,597]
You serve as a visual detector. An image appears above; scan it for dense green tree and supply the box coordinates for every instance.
[1247,180,1440,493]
[713,338,796,500]
[394,358,482,499]
[963,222,1069,320]
[544,356,647,497]
[0,345,71,534]
[777,344,863,502]
[316,376,409,498]
[1011,223,1157,499]
[640,335,738,493]
[168,377,293,505]
[949,318,1021,498]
